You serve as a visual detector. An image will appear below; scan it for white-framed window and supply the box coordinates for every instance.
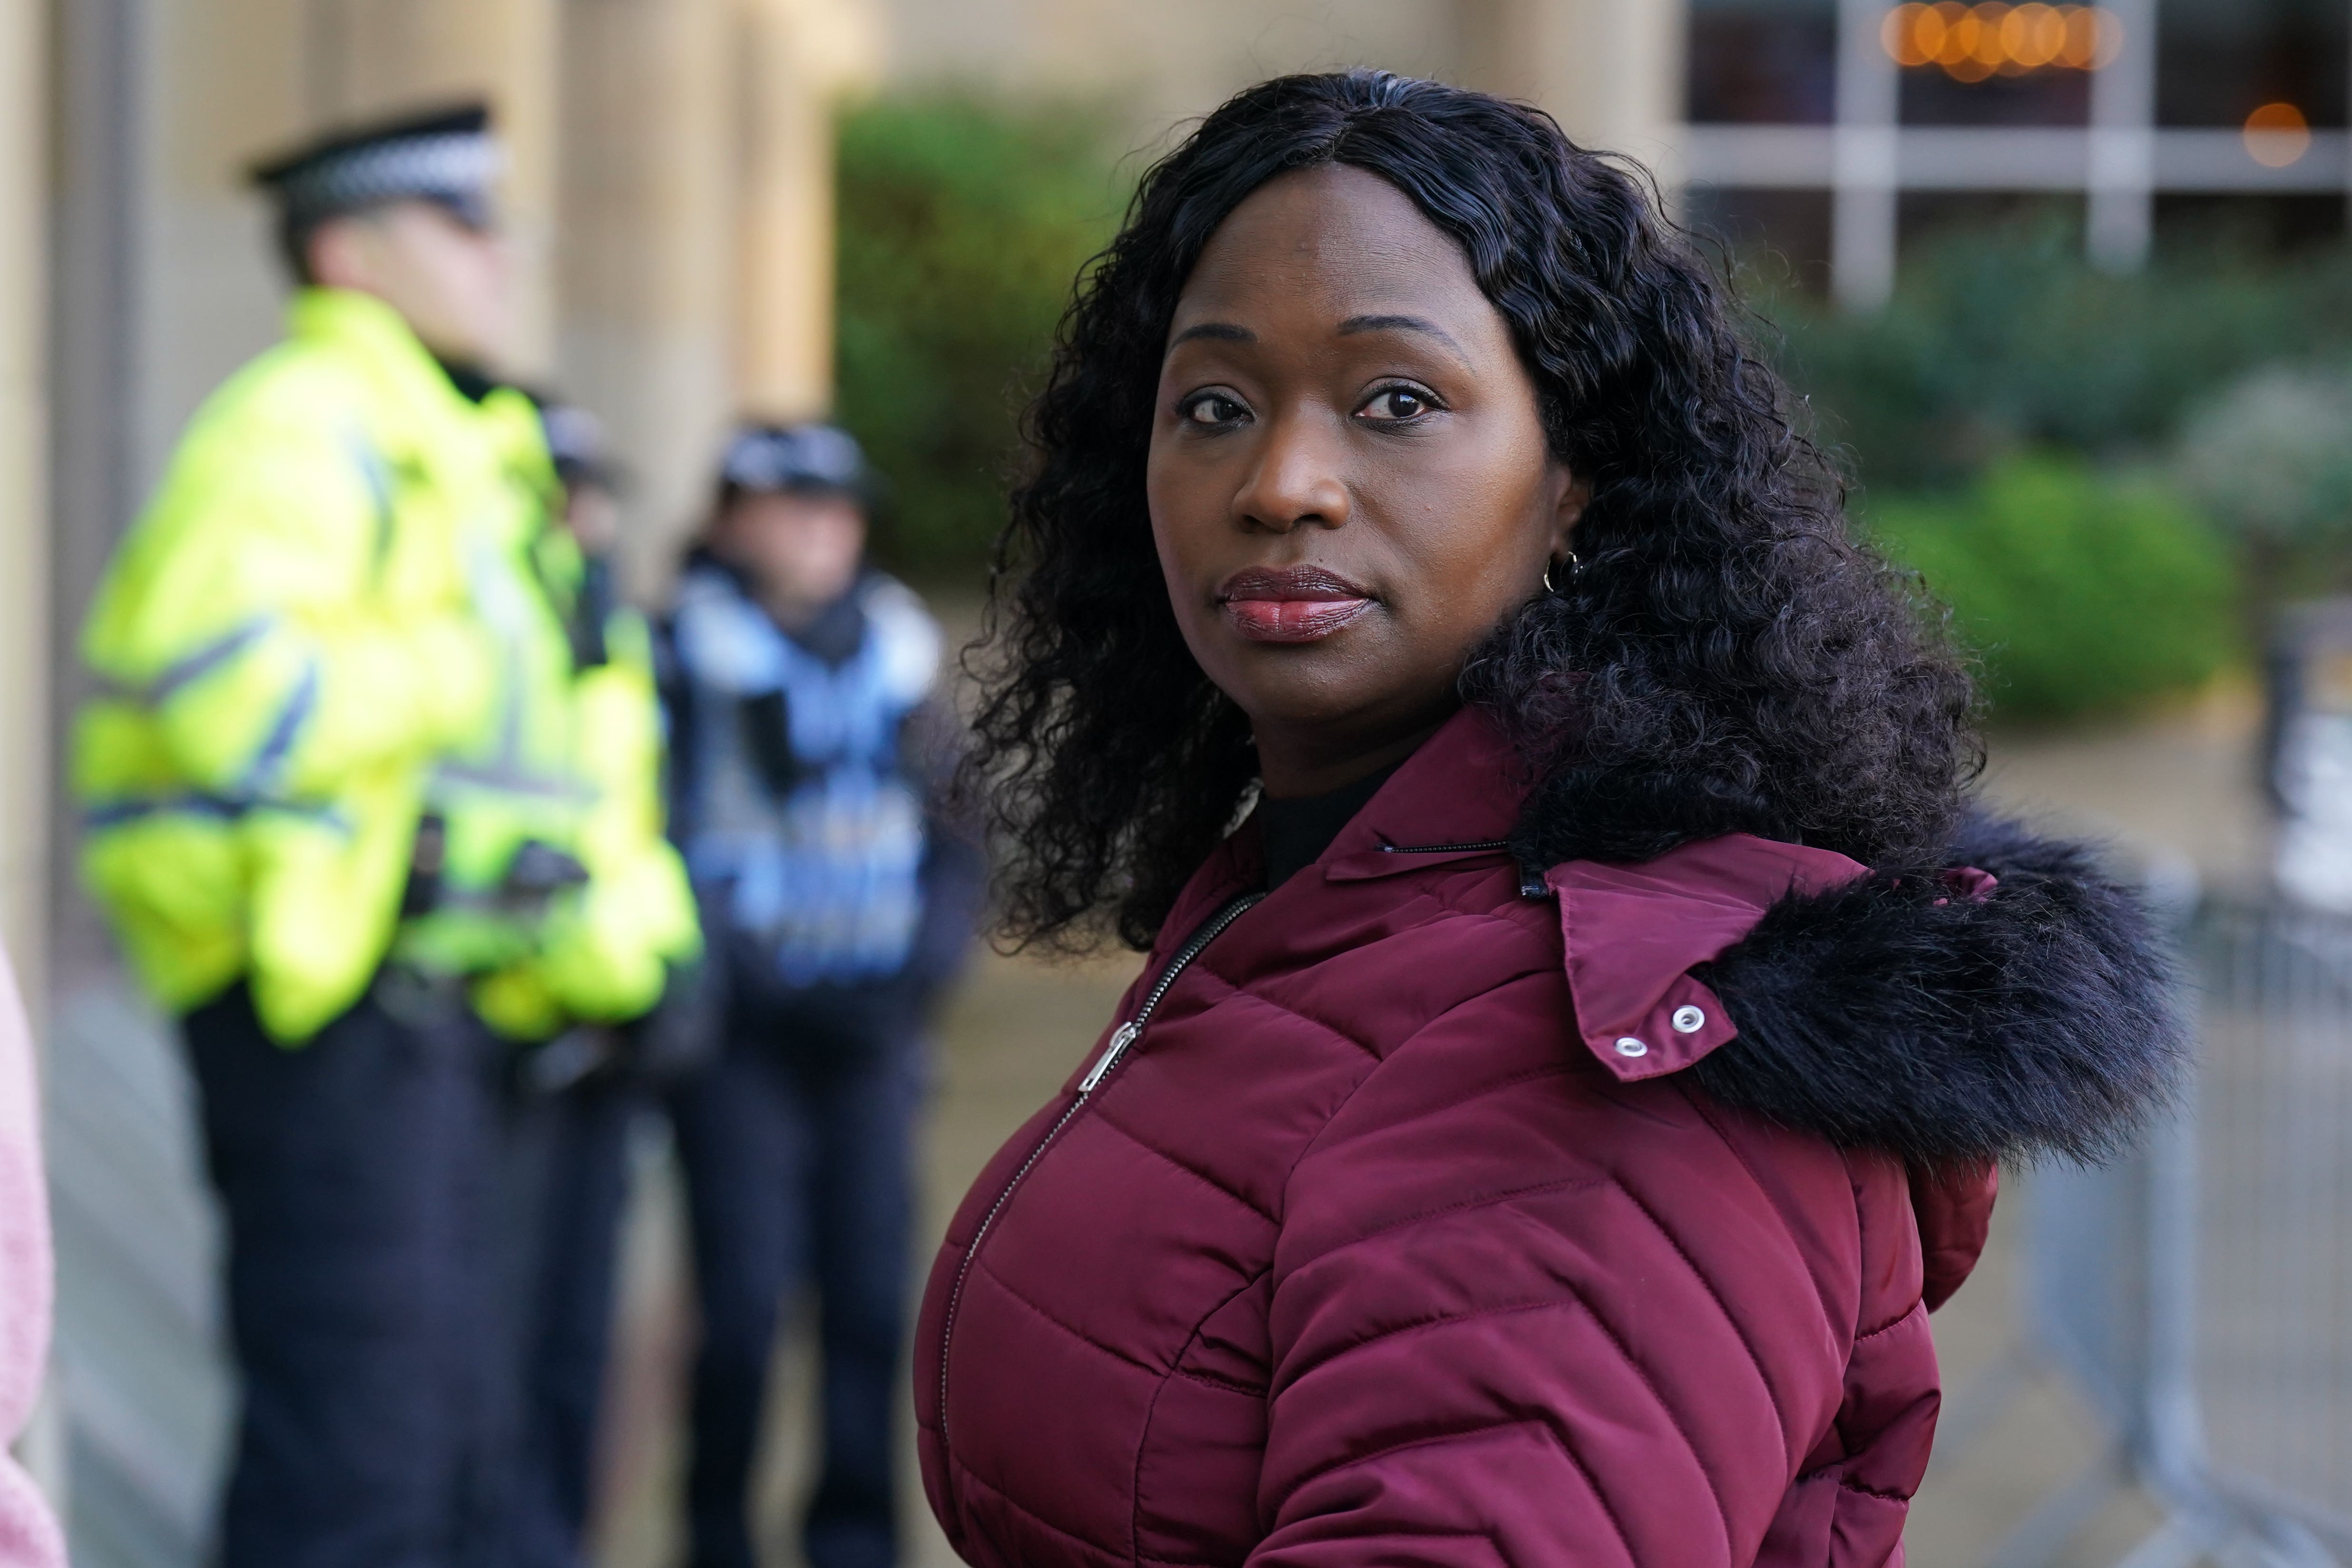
[1682,0,2352,306]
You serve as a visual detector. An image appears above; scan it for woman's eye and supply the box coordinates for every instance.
[1358,386,1436,422]
[1181,392,1250,426]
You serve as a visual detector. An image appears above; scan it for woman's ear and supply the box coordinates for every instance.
[1549,472,1592,561]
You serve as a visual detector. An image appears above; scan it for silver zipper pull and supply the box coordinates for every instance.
[1079,1021,1141,1094]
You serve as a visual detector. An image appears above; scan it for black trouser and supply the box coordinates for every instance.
[183,983,514,1568]
[666,1000,924,1568]
[505,1062,642,1568]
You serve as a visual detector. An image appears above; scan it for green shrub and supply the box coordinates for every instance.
[1764,222,2352,493]
[833,97,1126,581]
[2176,362,2352,553]
[1866,456,2239,721]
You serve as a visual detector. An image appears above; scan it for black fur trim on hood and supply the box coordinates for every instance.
[1684,815,2187,1170]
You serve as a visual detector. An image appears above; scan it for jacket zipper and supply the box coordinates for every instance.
[1382,836,1548,898]
[934,889,1266,1440]
[1079,892,1265,1090]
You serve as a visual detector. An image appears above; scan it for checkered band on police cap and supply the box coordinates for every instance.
[251,104,502,230]
[720,423,869,497]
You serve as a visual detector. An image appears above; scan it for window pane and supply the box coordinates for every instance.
[1689,0,1839,123]
[1893,3,2097,128]
[2156,0,2348,128]
[1685,185,1836,293]
[2154,194,2349,255]
[1899,190,2085,250]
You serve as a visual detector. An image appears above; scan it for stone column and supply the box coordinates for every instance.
[732,0,881,422]
[0,0,48,999]
[1457,0,1686,173]
[556,0,737,592]
[146,0,304,474]
[304,0,564,374]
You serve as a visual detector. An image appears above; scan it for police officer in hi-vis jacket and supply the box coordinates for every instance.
[74,105,698,1564]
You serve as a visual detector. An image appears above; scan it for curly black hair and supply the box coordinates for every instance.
[968,69,1980,952]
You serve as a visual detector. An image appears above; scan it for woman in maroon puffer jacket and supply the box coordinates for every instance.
[918,71,2178,1567]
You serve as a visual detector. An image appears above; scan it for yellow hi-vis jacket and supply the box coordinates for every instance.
[402,383,699,1039]
[461,603,702,1041]
[77,287,696,1043]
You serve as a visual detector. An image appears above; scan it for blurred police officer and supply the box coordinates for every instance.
[75,105,698,1565]
[507,403,725,1568]
[663,425,981,1568]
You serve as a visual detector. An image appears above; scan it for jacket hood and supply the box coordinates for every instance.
[1531,788,2187,1174]
[1684,814,2186,1170]
[1307,708,2185,1172]
[1538,817,2186,1171]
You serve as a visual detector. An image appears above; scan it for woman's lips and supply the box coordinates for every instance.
[1217,567,1375,644]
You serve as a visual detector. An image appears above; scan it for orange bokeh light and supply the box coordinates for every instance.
[1884,5,1933,66]
[1884,1,2119,79]
[2002,4,2067,69]
[1942,12,1982,68]
[2243,102,2313,168]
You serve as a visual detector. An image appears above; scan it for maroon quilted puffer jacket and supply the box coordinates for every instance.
[917,708,2175,1567]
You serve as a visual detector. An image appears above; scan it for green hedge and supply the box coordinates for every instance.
[1768,223,2352,493]
[2176,362,2352,555]
[1867,456,2239,721]
[833,97,1125,580]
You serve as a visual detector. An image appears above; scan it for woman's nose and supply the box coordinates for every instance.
[1234,411,1350,533]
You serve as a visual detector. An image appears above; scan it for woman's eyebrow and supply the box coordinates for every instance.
[1336,313,1468,358]
[1169,322,1256,347]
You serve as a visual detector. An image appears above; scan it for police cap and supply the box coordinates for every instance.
[719,423,871,502]
[250,102,502,233]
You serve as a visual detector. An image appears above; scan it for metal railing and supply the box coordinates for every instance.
[1989,888,2352,1568]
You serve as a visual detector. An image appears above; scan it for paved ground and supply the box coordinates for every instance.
[585,682,2276,1568]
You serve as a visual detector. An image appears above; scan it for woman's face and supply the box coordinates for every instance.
[1147,164,1583,797]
